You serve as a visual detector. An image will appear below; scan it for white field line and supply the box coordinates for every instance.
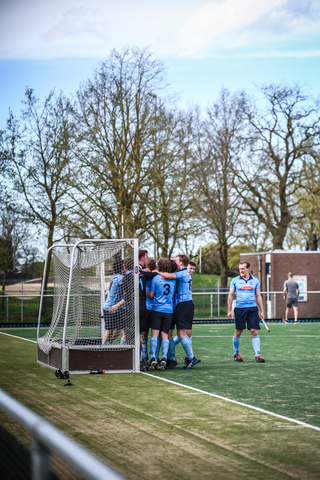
[0,332,36,343]
[142,372,320,432]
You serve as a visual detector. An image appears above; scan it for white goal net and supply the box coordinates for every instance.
[37,239,139,363]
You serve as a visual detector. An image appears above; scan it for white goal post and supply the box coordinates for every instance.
[37,238,140,374]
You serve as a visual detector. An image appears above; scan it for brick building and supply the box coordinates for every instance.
[239,251,320,320]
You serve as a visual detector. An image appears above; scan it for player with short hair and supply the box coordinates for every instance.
[146,258,176,370]
[158,254,201,369]
[227,261,265,363]
[187,261,196,276]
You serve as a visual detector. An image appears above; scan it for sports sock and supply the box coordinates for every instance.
[168,338,176,360]
[173,335,181,345]
[161,339,169,360]
[252,336,260,356]
[155,337,161,359]
[150,336,158,359]
[181,335,194,360]
[233,336,240,355]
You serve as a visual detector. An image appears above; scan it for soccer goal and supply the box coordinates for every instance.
[37,239,140,374]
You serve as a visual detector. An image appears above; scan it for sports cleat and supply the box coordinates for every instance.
[157,358,167,370]
[183,357,201,370]
[255,354,265,363]
[283,318,288,324]
[234,354,243,362]
[166,359,178,369]
[140,358,149,371]
[149,358,158,371]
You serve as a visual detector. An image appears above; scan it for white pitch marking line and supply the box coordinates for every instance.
[0,332,36,343]
[142,372,320,432]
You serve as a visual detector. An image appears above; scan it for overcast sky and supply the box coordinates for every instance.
[1,0,320,126]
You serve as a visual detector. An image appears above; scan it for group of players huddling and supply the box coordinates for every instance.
[102,251,266,370]
[102,250,200,371]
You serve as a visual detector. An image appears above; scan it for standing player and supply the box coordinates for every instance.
[227,261,265,363]
[146,258,176,370]
[159,254,200,369]
[283,272,300,323]
[102,259,127,344]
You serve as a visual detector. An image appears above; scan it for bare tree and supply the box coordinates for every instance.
[237,84,320,249]
[193,89,249,288]
[69,47,169,240]
[140,106,202,257]
[0,210,28,308]
[1,88,75,292]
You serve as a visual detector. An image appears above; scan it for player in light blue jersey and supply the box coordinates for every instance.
[102,259,127,345]
[158,254,200,370]
[146,258,176,370]
[227,261,265,363]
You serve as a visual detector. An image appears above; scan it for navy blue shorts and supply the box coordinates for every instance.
[140,308,151,334]
[234,307,260,331]
[174,301,194,330]
[104,309,126,330]
[150,311,173,334]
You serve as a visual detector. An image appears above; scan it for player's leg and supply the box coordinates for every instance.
[233,308,245,361]
[248,308,265,362]
[285,306,290,322]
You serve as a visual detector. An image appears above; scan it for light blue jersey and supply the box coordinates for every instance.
[175,268,193,303]
[150,274,176,313]
[103,273,125,310]
[230,275,260,308]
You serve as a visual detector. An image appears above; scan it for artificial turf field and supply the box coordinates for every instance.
[0,322,320,479]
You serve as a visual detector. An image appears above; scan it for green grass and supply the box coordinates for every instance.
[192,273,223,289]
[0,323,320,479]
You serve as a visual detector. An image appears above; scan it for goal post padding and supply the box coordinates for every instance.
[37,239,140,373]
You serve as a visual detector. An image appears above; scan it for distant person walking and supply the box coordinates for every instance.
[283,273,300,324]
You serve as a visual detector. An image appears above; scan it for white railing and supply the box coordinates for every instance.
[0,389,125,480]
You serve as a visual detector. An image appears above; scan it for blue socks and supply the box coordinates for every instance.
[181,336,194,360]
[150,336,158,359]
[233,336,240,355]
[161,339,169,360]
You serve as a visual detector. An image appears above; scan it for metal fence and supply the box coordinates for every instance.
[1,289,320,324]
[0,389,125,480]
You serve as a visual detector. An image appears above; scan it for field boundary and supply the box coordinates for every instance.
[141,372,320,432]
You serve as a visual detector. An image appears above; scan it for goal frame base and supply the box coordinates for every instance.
[37,344,135,374]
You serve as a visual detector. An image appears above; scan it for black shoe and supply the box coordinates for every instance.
[183,357,201,370]
[157,358,166,370]
[140,358,149,371]
[166,359,178,369]
[149,358,157,371]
